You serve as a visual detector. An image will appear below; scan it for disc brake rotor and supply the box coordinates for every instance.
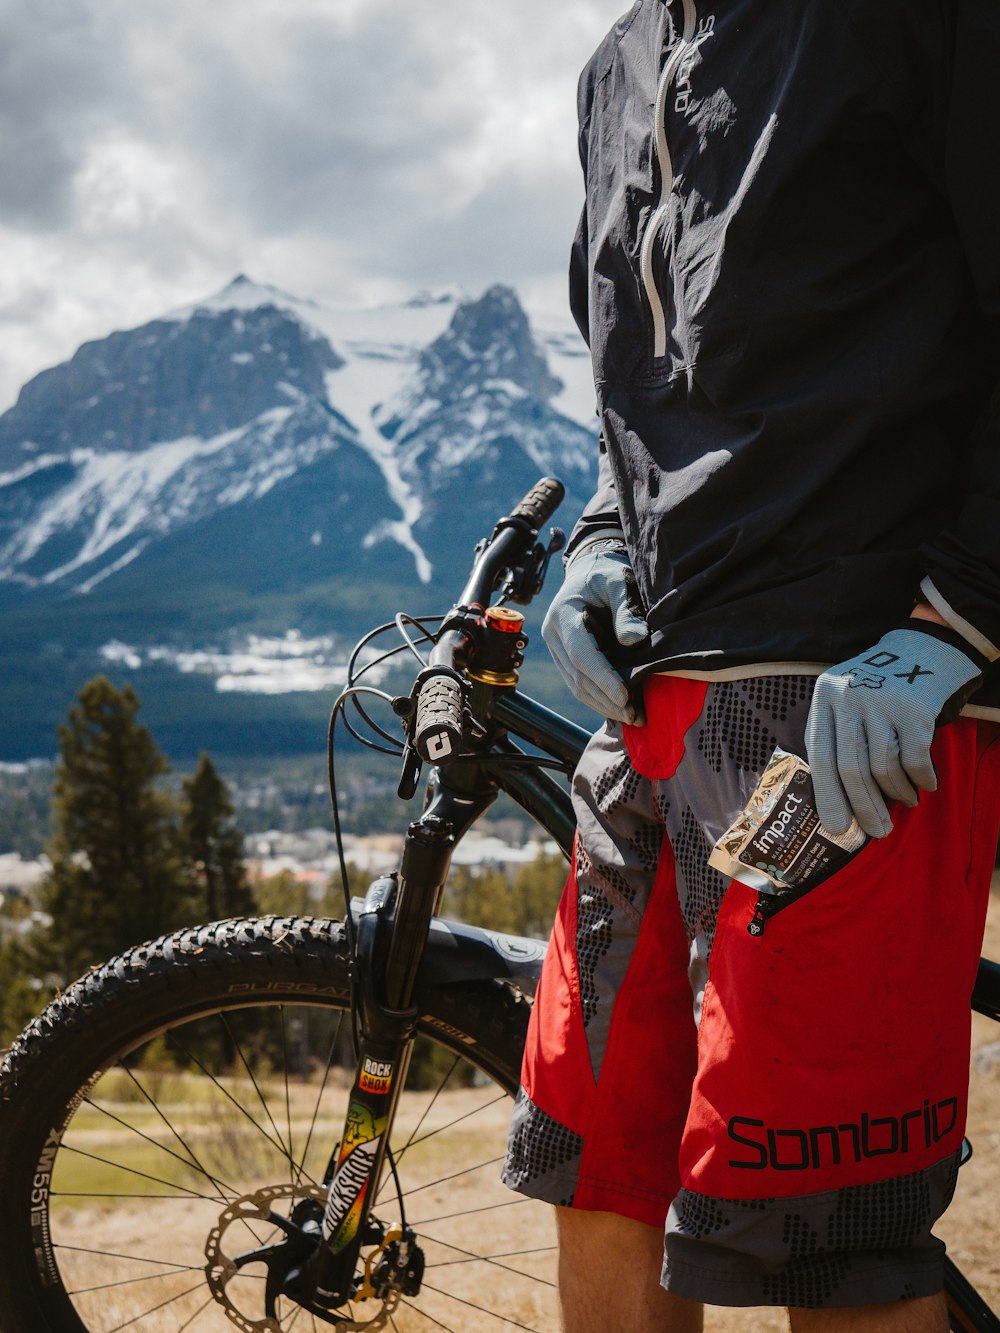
[205,1183,401,1331]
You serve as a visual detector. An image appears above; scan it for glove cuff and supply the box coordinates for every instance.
[893,620,987,724]
[565,531,629,569]
[893,619,990,675]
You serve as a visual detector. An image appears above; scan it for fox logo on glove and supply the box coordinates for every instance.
[845,652,935,690]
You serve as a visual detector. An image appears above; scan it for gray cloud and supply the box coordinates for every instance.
[0,2,127,226]
[0,0,617,406]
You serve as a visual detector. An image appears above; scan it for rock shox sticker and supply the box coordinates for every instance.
[322,1060,396,1249]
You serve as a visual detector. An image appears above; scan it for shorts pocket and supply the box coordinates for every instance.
[622,676,709,779]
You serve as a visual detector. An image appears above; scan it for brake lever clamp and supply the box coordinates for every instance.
[502,527,566,605]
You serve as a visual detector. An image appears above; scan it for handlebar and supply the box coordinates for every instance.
[410,477,564,765]
[453,476,565,612]
[507,476,566,533]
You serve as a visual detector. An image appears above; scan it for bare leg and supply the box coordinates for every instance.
[556,1206,704,1333]
[789,1293,948,1332]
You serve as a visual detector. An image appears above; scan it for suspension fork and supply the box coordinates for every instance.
[296,775,497,1309]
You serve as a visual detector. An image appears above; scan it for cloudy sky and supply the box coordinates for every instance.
[0,0,617,410]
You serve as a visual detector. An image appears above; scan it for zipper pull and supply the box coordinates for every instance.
[747,892,776,937]
[747,879,820,936]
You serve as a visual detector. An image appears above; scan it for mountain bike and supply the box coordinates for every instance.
[0,477,998,1332]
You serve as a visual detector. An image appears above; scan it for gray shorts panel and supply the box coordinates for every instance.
[502,1086,583,1208]
[662,1150,960,1307]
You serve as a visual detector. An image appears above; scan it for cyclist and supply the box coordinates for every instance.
[502,3,1000,1330]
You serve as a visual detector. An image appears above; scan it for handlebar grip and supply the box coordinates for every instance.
[509,477,565,531]
[413,669,465,764]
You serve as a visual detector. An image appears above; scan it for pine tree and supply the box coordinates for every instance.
[180,754,254,920]
[39,676,195,982]
[511,848,567,937]
[0,932,39,1045]
[441,863,514,931]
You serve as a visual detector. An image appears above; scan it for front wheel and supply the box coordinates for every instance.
[0,915,556,1332]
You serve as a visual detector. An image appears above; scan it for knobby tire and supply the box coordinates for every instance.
[0,915,556,1333]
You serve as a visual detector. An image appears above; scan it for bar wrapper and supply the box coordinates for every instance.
[708,748,868,895]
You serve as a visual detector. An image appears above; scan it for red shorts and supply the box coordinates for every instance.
[502,675,1000,1307]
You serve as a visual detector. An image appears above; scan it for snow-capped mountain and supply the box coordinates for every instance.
[0,276,598,758]
[0,276,596,599]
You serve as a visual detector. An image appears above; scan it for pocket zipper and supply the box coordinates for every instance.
[747,883,818,937]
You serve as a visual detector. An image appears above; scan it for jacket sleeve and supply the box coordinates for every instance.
[564,59,625,560]
[919,0,1000,660]
[564,434,625,559]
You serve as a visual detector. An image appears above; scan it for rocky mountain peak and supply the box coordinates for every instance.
[415,285,562,406]
[0,277,599,758]
[0,299,343,463]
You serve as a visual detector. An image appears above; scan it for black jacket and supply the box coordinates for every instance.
[569,0,1000,707]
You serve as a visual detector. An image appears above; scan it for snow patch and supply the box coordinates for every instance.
[0,453,73,488]
[0,411,295,588]
[323,363,432,583]
[99,630,384,695]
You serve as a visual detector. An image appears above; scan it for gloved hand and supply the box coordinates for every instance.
[542,536,650,724]
[805,624,985,838]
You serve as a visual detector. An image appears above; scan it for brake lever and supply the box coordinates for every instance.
[397,745,423,800]
[502,527,566,604]
[392,696,423,799]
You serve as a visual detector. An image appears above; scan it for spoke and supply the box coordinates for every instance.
[281,1006,295,1186]
[395,1154,505,1204]
[114,1062,232,1197]
[57,1144,225,1205]
[399,1297,455,1330]
[107,1278,207,1331]
[177,1291,216,1330]
[217,1011,293,1162]
[53,1191,222,1200]
[417,1232,557,1288]
[420,1280,539,1330]
[414,1196,536,1226]
[68,1267,203,1296]
[378,1080,507,1208]
[388,1054,459,1174]
[83,1091,236,1200]
[433,1243,557,1269]
[57,1242,203,1269]
[393,1091,509,1160]
[58,1096,276,1247]
[297,1012,344,1185]
[163,1023,313,1185]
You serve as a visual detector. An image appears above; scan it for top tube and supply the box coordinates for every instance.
[491,690,591,769]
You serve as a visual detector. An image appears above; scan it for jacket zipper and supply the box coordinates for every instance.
[640,0,698,361]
